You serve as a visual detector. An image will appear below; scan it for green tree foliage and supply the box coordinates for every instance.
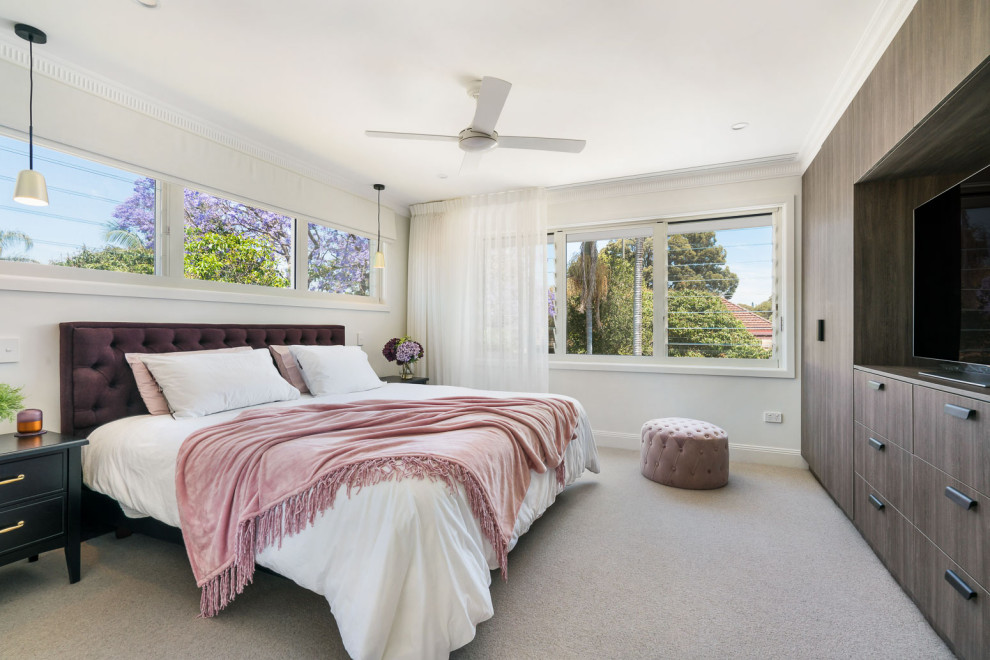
[668,232,739,298]
[668,290,770,359]
[740,297,773,321]
[567,240,654,355]
[52,245,154,274]
[183,226,290,288]
[0,230,34,262]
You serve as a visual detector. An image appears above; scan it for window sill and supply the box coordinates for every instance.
[549,359,795,379]
[0,264,390,312]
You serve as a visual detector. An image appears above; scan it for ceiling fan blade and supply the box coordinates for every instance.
[470,77,512,134]
[365,131,459,142]
[497,136,586,153]
[460,151,484,174]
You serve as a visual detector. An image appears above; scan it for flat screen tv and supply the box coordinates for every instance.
[914,164,990,387]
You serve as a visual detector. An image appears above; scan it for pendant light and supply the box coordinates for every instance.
[373,184,386,268]
[13,24,49,207]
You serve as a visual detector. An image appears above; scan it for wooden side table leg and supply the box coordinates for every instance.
[66,446,82,584]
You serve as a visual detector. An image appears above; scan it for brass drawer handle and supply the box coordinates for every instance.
[0,474,25,486]
[0,520,25,534]
[868,494,885,511]
[945,486,978,511]
[867,380,884,391]
[868,437,885,451]
[944,404,975,420]
[945,569,978,601]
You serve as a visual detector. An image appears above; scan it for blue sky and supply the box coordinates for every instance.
[0,134,145,264]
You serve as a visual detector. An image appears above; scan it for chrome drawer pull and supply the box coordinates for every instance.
[0,474,25,486]
[0,520,24,534]
[868,494,885,511]
[945,570,978,601]
[945,486,978,510]
[868,437,885,451]
[944,404,975,420]
[867,380,884,391]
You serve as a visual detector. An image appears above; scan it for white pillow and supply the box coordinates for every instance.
[139,348,300,418]
[289,345,385,396]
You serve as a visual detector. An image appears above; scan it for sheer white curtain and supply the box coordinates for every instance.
[408,188,548,392]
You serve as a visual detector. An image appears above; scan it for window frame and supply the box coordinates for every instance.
[0,131,387,310]
[549,200,795,378]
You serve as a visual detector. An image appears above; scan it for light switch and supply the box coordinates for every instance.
[0,337,20,363]
[356,332,364,346]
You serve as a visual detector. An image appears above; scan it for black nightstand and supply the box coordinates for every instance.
[0,431,88,583]
[381,376,430,385]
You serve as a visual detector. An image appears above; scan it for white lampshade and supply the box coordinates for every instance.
[373,250,385,269]
[13,169,49,206]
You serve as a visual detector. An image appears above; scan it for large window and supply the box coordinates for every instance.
[0,134,381,302]
[0,135,158,274]
[550,211,782,368]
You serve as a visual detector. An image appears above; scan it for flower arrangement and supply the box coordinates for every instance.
[383,336,424,379]
[0,383,25,423]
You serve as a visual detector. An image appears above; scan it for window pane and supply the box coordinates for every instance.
[548,237,557,354]
[667,224,773,359]
[183,189,292,288]
[0,135,156,274]
[565,233,654,356]
[307,223,371,296]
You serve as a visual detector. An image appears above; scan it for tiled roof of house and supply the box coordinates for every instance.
[721,298,773,338]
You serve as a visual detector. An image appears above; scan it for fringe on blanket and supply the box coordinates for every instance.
[198,455,517,618]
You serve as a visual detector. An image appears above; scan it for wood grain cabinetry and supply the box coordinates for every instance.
[854,366,990,659]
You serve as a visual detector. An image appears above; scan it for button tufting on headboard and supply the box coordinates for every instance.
[59,322,345,438]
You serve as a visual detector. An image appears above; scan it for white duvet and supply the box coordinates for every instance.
[82,383,600,660]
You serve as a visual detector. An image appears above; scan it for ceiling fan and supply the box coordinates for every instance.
[365,76,586,172]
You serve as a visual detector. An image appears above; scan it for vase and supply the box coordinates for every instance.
[400,362,414,380]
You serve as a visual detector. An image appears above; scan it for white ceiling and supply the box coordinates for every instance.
[0,0,906,208]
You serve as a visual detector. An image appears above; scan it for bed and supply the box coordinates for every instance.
[60,321,599,660]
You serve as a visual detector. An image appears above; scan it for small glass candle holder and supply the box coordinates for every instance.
[16,408,44,436]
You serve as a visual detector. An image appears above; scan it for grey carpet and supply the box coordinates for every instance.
[0,448,951,659]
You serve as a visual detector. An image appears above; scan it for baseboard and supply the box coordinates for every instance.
[592,431,808,469]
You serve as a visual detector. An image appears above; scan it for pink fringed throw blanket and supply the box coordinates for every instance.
[175,396,579,617]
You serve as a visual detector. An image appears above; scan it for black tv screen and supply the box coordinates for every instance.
[914,165,990,366]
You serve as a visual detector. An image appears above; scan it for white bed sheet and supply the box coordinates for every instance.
[83,383,599,660]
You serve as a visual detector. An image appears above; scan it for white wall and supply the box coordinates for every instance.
[0,50,411,435]
[547,170,805,467]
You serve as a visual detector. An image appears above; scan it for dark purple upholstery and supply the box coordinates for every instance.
[59,322,345,438]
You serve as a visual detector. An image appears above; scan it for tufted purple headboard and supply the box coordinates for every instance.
[59,322,345,438]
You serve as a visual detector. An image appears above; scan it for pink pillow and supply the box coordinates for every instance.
[125,347,253,415]
[268,345,310,393]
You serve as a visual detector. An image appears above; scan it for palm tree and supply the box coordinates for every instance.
[0,230,34,262]
[568,241,609,354]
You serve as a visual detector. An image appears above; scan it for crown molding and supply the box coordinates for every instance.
[0,37,412,216]
[797,0,919,172]
[546,154,802,206]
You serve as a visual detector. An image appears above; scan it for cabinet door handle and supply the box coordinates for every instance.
[0,474,25,486]
[944,404,975,420]
[868,494,885,511]
[0,520,24,534]
[945,486,978,510]
[945,570,978,600]
[868,437,885,451]
[867,380,884,391]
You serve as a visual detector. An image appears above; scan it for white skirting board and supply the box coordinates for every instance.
[593,431,808,469]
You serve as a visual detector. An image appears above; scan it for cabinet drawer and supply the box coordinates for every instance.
[914,457,989,593]
[853,423,912,519]
[0,452,64,507]
[912,528,990,660]
[854,370,913,450]
[914,387,990,496]
[854,475,913,590]
[0,496,65,554]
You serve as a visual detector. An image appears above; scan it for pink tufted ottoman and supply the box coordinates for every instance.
[640,417,729,489]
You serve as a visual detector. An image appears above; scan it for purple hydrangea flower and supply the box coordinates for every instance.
[395,340,423,364]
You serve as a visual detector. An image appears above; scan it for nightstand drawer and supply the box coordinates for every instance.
[0,496,65,554]
[0,452,64,507]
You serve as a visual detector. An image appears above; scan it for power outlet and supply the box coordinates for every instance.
[763,411,783,424]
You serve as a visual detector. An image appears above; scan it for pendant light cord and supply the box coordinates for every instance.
[28,37,34,170]
[376,186,381,249]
